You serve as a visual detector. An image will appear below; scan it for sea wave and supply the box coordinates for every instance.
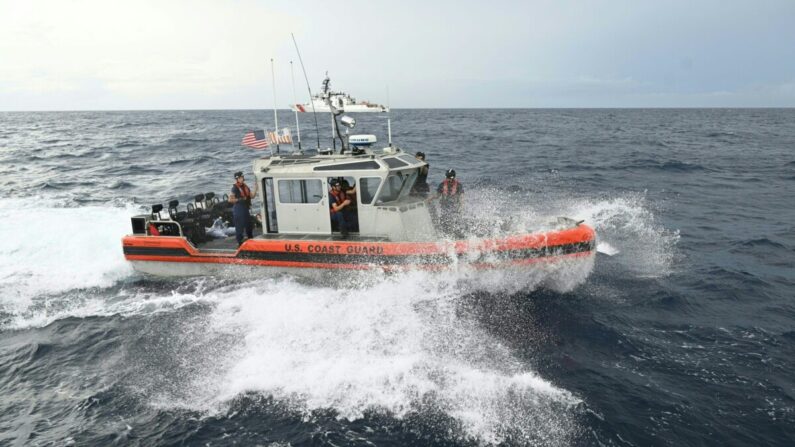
[129,274,583,445]
[0,197,138,313]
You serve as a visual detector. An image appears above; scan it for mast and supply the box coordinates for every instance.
[290,60,301,150]
[324,73,336,150]
[270,58,280,154]
[387,85,393,147]
[291,33,321,150]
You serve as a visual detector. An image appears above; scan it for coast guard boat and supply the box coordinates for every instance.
[122,86,595,279]
[290,74,389,113]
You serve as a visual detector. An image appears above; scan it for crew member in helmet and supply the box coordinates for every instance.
[410,151,430,196]
[435,169,464,235]
[437,169,463,209]
[329,178,353,236]
[229,171,257,246]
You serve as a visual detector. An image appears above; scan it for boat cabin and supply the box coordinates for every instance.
[254,144,435,242]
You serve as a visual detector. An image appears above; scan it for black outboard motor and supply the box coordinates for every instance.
[168,199,186,221]
[204,192,222,220]
[205,192,217,205]
[172,198,206,244]
[192,193,213,230]
[151,204,164,220]
[217,193,234,224]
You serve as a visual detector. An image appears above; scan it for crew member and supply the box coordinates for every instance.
[229,171,257,246]
[329,178,353,236]
[436,169,464,235]
[411,151,430,196]
[437,169,463,209]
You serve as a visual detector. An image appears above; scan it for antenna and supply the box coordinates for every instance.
[270,58,280,154]
[290,60,301,150]
[387,85,393,147]
[327,75,337,152]
[291,33,321,150]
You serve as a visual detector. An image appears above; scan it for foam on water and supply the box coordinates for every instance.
[0,197,138,324]
[0,193,671,443]
[564,194,679,277]
[145,274,583,445]
[464,188,678,278]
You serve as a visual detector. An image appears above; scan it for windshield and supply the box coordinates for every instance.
[376,170,418,204]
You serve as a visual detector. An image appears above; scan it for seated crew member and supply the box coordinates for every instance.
[329,178,353,236]
[229,171,257,246]
[410,151,430,196]
[435,169,464,235]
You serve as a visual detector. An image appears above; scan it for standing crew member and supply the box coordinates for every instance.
[411,151,430,196]
[229,171,257,246]
[435,169,464,235]
[329,178,353,236]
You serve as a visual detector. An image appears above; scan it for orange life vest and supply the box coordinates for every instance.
[441,179,460,195]
[236,183,251,198]
[330,189,348,214]
[233,183,252,207]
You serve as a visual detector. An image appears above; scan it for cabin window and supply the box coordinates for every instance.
[376,170,418,204]
[359,177,382,204]
[399,154,420,165]
[383,157,408,168]
[278,179,324,204]
[314,161,381,171]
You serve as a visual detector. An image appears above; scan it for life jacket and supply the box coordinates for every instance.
[233,183,252,207]
[441,179,460,196]
[329,189,348,214]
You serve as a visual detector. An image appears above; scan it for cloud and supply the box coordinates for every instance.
[2,0,794,109]
[0,0,300,103]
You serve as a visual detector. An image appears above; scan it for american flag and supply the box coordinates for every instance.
[268,128,292,145]
[241,130,269,149]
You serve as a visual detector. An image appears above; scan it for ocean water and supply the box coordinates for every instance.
[0,109,793,446]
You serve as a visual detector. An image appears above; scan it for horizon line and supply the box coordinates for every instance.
[2,106,794,113]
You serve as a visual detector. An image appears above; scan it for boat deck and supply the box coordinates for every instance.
[197,229,389,252]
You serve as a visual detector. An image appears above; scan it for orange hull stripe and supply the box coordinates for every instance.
[122,225,596,257]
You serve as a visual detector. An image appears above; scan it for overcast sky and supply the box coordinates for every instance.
[1,0,794,110]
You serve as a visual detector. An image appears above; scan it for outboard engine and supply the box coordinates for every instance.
[151,204,164,220]
[194,193,213,228]
[217,194,234,224]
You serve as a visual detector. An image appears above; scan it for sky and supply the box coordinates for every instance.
[1,0,794,110]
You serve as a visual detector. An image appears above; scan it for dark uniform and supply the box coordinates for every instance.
[231,172,254,245]
[411,151,430,196]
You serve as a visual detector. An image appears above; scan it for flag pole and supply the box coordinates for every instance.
[290,61,301,150]
[271,58,280,154]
